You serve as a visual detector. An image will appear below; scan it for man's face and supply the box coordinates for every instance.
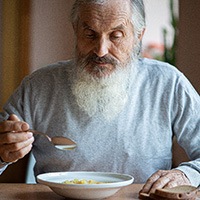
[72,0,143,120]
[75,0,137,79]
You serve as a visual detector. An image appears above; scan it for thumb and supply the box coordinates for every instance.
[8,114,29,131]
[8,114,21,121]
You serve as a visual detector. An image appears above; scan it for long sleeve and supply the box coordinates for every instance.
[172,73,200,186]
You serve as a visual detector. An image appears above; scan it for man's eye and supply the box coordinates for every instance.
[110,31,123,40]
[84,29,96,39]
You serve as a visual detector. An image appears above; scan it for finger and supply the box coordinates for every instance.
[8,114,29,131]
[0,115,29,133]
[140,170,165,193]
[163,180,179,189]
[3,137,34,153]
[163,170,191,188]
[0,136,34,163]
[148,176,171,194]
[1,142,33,163]
[0,131,33,144]
[8,114,21,121]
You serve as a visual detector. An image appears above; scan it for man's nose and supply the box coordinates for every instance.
[94,37,109,57]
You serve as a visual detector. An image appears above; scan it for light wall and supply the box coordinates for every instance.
[143,0,179,48]
[30,0,75,72]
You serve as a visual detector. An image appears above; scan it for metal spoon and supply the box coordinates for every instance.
[29,129,77,150]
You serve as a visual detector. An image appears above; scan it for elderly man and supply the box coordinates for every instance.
[0,0,199,195]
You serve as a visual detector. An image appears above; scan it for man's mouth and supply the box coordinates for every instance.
[86,62,114,78]
[89,54,118,65]
[93,60,110,67]
[78,54,119,78]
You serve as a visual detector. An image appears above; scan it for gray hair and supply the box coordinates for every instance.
[71,0,146,37]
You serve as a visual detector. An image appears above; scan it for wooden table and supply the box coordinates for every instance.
[0,184,141,199]
[0,183,199,200]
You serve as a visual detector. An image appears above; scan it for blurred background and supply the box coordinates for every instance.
[0,0,199,183]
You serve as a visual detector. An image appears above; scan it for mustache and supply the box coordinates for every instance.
[88,54,119,65]
[78,54,119,67]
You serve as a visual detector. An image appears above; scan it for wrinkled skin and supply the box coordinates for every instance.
[140,169,191,194]
[0,114,34,163]
[74,0,136,78]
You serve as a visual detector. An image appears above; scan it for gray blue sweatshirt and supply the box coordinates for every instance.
[0,58,199,186]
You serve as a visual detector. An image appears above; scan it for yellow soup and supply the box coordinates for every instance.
[63,179,105,184]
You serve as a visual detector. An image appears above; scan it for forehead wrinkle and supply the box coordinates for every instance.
[82,20,127,31]
[111,24,126,31]
[81,14,130,33]
[79,2,131,32]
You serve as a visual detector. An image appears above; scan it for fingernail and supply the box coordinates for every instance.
[22,123,29,131]
[27,132,33,138]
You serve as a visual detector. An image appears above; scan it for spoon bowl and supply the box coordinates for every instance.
[30,129,77,150]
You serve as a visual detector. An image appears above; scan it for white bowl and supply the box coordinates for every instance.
[37,171,134,199]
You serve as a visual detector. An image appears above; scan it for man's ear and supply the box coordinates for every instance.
[138,28,146,41]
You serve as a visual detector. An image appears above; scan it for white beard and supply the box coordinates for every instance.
[72,68,128,120]
[71,47,138,121]
[72,66,131,121]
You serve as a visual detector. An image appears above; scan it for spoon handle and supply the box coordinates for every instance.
[29,129,51,140]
